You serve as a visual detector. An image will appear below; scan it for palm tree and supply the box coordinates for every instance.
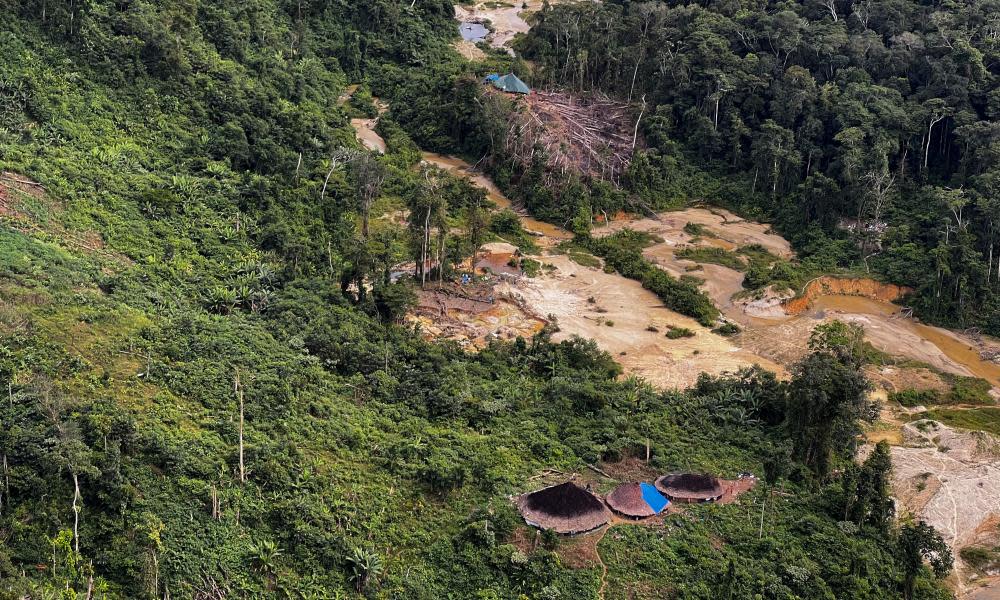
[206,287,238,314]
[346,546,383,593]
[249,539,282,581]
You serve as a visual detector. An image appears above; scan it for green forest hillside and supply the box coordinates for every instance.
[0,1,967,598]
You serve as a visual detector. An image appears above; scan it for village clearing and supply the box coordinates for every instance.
[347,88,1000,599]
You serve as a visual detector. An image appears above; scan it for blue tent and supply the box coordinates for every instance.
[492,73,531,94]
[484,73,500,82]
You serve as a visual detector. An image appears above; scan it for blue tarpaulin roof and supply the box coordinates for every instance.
[640,482,669,513]
[484,73,500,82]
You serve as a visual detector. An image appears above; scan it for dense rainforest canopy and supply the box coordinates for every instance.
[510,0,1000,335]
[0,0,968,598]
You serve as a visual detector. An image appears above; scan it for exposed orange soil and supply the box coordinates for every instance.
[783,276,911,315]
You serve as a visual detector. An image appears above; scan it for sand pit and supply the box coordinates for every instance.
[496,254,786,389]
[600,208,793,260]
[598,210,1000,390]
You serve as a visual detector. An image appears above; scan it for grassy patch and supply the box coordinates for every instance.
[944,375,994,405]
[675,246,746,271]
[918,407,1000,436]
[683,222,718,239]
[891,376,993,407]
[521,258,541,277]
[890,389,940,408]
[960,546,1000,572]
[555,241,602,268]
[737,244,780,265]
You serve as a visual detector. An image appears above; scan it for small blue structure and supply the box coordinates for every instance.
[640,482,669,514]
[606,481,670,518]
[492,73,531,95]
[484,73,500,82]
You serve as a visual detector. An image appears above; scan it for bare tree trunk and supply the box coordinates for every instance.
[988,242,993,286]
[924,115,944,171]
[772,156,779,198]
[72,472,81,553]
[211,484,220,520]
[0,453,6,516]
[758,490,766,539]
[85,562,94,600]
[151,552,158,599]
[437,228,445,288]
[420,207,431,288]
[632,95,646,152]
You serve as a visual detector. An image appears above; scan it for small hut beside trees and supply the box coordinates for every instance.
[517,482,611,534]
[655,473,724,503]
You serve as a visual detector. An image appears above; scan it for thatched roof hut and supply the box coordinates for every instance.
[517,482,611,534]
[606,482,669,518]
[655,473,724,503]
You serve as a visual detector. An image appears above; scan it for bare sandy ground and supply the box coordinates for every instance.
[350,118,386,154]
[597,208,792,323]
[600,208,793,258]
[455,0,575,50]
[497,254,786,389]
[879,422,1000,595]
[453,39,487,61]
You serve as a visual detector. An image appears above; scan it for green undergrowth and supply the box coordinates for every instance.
[675,246,746,271]
[916,408,1000,436]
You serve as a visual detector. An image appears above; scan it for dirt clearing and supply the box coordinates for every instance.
[407,281,544,350]
[496,254,786,389]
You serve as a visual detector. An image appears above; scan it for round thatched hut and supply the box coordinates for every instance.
[655,473,724,503]
[517,482,611,534]
[606,482,670,518]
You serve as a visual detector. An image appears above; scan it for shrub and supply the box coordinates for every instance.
[675,246,746,271]
[666,326,695,339]
[712,323,741,336]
